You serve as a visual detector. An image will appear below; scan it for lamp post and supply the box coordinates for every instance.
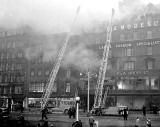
[75,96,80,121]
[87,70,90,114]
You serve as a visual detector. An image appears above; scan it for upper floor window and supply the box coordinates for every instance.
[31,70,35,76]
[52,82,57,92]
[45,70,50,76]
[146,47,152,55]
[3,87,7,94]
[133,32,138,40]
[120,34,125,41]
[37,70,42,76]
[147,61,153,70]
[66,69,71,79]
[124,61,135,70]
[125,48,132,56]
[17,52,23,58]
[14,86,22,94]
[66,82,70,93]
[147,31,152,39]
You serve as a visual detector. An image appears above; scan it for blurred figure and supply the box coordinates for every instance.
[142,105,146,116]
[146,118,151,127]
[135,117,140,127]
[89,116,95,127]
[68,107,72,119]
[41,107,48,120]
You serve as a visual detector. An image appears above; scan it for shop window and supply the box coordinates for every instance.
[146,47,152,55]
[147,31,152,39]
[66,83,70,93]
[124,61,135,70]
[124,48,132,56]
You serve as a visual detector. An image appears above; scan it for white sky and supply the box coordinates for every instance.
[0,0,159,34]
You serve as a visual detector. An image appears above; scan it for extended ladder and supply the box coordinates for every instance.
[93,9,115,108]
[41,7,80,109]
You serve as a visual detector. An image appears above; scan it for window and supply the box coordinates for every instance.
[120,34,125,41]
[6,63,9,71]
[133,32,138,40]
[11,53,15,59]
[3,87,7,94]
[124,61,135,70]
[146,47,152,55]
[9,87,12,94]
[125,48,132,56]
[147,61,153,70]
[1,53,4,59]
[37,70,42,76]
[11,64,14,71]
[0,75,2,82]
[17,52,23,58]
[14,86,22,94]
[29,82,44,92]
[66,83,70,92]
[66,69,71,79]
[52,82,57,92]
[17,64,22,70]
[147,31,152,39]
[0,64,2,71]
[45,70,50,76]
[31,71,35,76]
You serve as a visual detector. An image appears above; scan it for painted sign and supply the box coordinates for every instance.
[113,20,159,31]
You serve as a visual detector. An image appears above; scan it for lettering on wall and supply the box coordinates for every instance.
[114,40,160,48]
[113,20,160,31]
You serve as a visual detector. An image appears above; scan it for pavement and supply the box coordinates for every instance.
[10,110,160,127]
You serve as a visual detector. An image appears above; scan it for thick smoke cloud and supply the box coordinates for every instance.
[1,0,160,71]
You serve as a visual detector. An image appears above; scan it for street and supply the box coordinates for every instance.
[18,111,160,127]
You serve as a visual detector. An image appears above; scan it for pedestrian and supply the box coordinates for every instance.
[72,106,76,119]
[142,105,146,116]
[41,107,48,120]
[89,116,95,127]
[37,123,41,127]
[135,117,140,127]
[68,107,72,119]
[123,108,128,120]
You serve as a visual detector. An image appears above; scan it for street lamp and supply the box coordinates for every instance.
[75,96,80,121]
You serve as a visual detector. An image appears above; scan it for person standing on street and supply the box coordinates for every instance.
[41,107,48,120]
[123,108,128,120]
[142,105,146,116]
[89,116,95,127]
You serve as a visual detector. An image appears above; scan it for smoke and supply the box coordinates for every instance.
[1,0,160,71]
[64,43,101,71]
